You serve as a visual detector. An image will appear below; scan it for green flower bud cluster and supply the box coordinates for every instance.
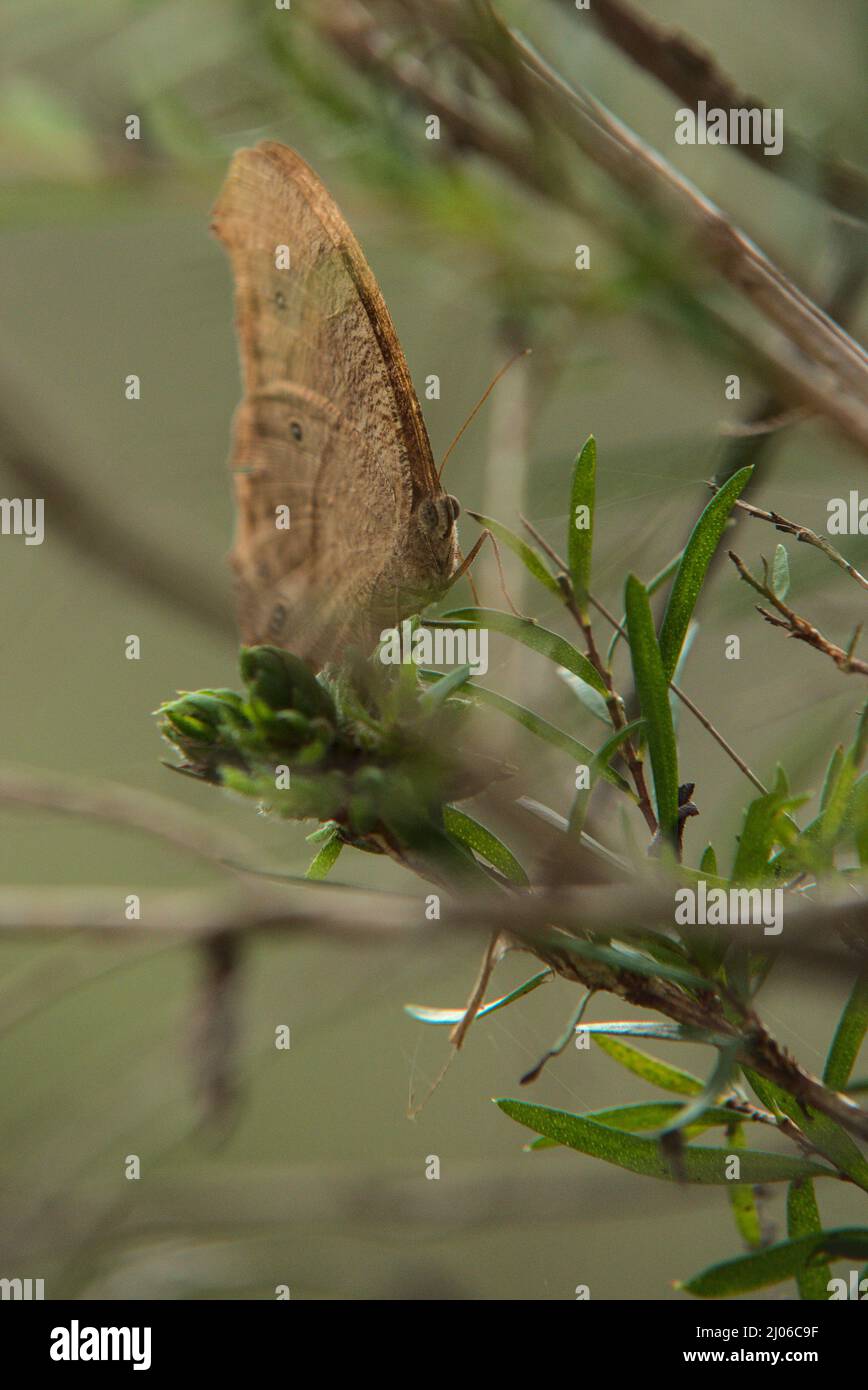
[158,647,339,783]
[156,646,501,859]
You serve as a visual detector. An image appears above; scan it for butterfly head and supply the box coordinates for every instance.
[414,494,461,581]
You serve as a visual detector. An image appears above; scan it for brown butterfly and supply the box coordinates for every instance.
[211,141,465,668]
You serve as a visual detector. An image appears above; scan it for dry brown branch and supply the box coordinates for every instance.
[584,0,868,222]
[320,4,576,209]
[327,2,868,453]
[194,932,242,1131]
[0,766,257,872]
[709,485,868,592]
[500,24,868,415]
[719,408,809,440]
[1,880,865,961]
[0,758,864,1135]
[0,877,865,1137]
[729,551,868,675]
[713,225,866,477]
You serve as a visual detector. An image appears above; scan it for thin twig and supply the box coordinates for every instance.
[513,512,769,796]
[194,932,241,1133]
[519,513,658,834]
[708,484,868,592]
[586,589,769,795]
[719,408,809,440]
[568,582,659,836]
[729,551,868,676]
[0,766,258,871]
[711,219,868,490]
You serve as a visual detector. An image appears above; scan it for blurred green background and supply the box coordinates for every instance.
[0,0,866,1298]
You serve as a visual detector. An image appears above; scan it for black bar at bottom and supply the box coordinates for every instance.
[1,1295,863,1374]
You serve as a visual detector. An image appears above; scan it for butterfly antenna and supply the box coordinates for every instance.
[437,347,532,482]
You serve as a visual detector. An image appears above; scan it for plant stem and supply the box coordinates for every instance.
[730,551,868,676]
[520,511,658,834]
[588,592,769,795]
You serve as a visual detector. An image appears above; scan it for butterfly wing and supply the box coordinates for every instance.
[212,141,445,665]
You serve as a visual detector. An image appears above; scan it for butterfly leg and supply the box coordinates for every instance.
[451,529,522,615]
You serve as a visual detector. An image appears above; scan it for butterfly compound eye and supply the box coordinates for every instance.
[290,421,303,442]
[415,496,458,538]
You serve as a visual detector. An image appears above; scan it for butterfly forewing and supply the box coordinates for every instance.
[212,142,456,665]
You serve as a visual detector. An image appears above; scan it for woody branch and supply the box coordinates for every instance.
[582,0,868,222]
[320,1,868,455]
[729,551,868,676]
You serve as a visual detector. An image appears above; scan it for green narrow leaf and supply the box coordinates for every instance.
[405,968,551,1024]
[528,1101,769,1147]
[496,1100,832,1184]
[564,937,709,991]
[443,805,529,885]
[417,663,472,711]
[418,671,630,794]
[732,766,805,883]
[436,609,609,697]
[558,667,611,724]
[305,834,343,880]
[699,843,718,875]
[568,435,596,612]
[820,745,844,812]
[518,798,631,873]
[771,543,790,600]
[467,512,560,596]
[659,1043,740,1138]
[842,705,868,863]
[791,728,868,869]
[816,713,866,850]
[632,933,690,970]
[658,467,754,683]
[680,1229,868,1298]
[823,972,868,1091]
[787,1179,831,1299]
[521,990,594,1084]
[305,819,340,845]
[568,719,644,834]
[582,1020,726,1041]
[592,1033,704,1096]
[849,774,868,867]
[669,620,698,727]
[746,1070,868,1193]
[728,1122,763,1249]
[625,574,679,843]
[606,549,683,665]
